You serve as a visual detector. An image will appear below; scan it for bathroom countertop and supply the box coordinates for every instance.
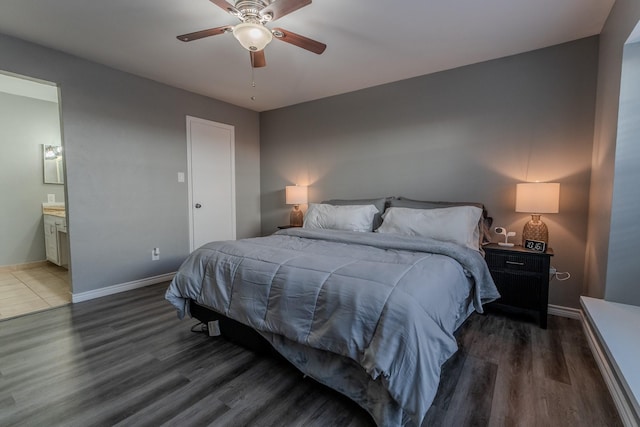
[42,202,66,218]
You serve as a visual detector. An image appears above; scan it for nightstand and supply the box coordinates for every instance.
[484,243,554,328]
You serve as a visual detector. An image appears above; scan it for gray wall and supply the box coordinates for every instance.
[605,41,640,304]
[0,92,64,266]
[0,33,261,294]
[586,0,640,301]
[260,37,599,309]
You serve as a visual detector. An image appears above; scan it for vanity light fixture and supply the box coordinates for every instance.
[44,145,62,160]
[285,185,307,227]
[515,182,560,245]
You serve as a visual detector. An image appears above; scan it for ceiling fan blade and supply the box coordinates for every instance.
[177,25,233,42]
[209,0,239,15]
[250,50,267,68]
[261,0,312,21]
[272,28,326,54]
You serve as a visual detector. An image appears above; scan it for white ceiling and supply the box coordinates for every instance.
[0,0,615,112]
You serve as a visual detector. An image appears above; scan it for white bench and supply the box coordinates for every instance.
[581,296,640,427]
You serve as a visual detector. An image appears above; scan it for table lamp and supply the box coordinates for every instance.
[515,182,559,244]
[285,185,307,227]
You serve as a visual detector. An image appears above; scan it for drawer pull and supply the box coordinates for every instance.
[505,261,525,266]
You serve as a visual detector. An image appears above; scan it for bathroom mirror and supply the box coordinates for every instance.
[43,144,64,184]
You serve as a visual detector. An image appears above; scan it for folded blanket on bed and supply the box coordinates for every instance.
[166,228,499,426]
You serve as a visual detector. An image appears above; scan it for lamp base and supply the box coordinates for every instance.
[290,205,303,227]
[522,214,548,244]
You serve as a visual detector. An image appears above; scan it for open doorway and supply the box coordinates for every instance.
[0,71,70,320]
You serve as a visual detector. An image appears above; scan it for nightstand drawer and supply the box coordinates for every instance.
[485,252,546,274]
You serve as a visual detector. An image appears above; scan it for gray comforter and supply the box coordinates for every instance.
[166,228,499,426]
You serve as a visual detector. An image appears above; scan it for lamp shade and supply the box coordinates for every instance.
[515,183,559,214]
[233,22,273,51]
[285,185,308,205]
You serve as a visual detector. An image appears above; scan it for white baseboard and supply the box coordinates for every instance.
[580,305,639,427]
[71,272,175,303]
[548,304,581,319]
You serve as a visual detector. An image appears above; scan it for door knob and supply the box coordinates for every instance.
[195,203,202,209]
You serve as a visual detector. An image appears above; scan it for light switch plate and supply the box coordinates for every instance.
[177,172,185,183]
[47,194,55,203]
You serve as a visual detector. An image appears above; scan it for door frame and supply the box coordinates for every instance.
[186,115,236,252]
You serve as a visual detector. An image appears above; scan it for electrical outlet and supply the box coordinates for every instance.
[152,247,160,261]
[549,267,557,278]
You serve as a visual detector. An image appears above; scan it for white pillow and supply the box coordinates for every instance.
[303,203,379,232]
[376,206,483,250]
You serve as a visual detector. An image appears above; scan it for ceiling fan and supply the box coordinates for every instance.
[177,0,327,68]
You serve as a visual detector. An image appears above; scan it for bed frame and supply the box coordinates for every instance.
[189,300,277,355]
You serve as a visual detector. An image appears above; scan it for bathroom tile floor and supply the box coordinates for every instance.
[0,263,70,320]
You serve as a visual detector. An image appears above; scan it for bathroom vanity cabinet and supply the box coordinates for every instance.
[43,205,68,268]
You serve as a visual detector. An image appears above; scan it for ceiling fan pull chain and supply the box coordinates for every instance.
[251,66,257,101]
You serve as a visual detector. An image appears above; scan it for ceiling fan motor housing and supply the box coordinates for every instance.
[233,0,273,24]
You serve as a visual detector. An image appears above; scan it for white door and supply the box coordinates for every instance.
[187,116,236,251]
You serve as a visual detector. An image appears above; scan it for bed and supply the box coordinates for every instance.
[165,197,500,426]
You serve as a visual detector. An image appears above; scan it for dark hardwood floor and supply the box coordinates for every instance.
[0,283,621,427]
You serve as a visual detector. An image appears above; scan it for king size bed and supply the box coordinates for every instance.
[165,197,500,426]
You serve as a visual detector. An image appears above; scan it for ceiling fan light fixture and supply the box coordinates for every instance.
[233,22,273,51]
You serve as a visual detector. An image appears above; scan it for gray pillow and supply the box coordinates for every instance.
[389,197,493,245]
[322,197,389,231]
